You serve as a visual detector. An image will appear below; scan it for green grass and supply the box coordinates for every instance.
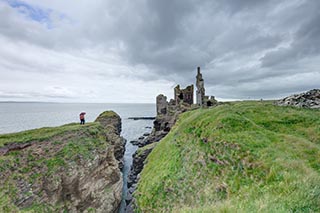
[135,101,320,212]
[0,121,109,212]
[0,122,99,147]
[136,143,157,156]
[95,111,118,120]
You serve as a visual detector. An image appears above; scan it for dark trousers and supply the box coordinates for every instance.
[80,119,85,125]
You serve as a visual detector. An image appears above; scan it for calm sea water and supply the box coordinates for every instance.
[0,102,155,135]
[0,102,155,213]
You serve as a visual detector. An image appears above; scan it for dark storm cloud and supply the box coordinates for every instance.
[111,0,319,99]
[112,0,284,79]
[112,0,202,76]
[261,0,320,68]
[0,0,319,102]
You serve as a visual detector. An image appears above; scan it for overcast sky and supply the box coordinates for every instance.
[0,0,319,103]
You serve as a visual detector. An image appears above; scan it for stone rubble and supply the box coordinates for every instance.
[276,89,320,109]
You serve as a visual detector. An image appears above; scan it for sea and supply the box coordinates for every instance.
[0,102,156,213]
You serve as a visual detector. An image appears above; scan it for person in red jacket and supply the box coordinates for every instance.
[79,112,86,125]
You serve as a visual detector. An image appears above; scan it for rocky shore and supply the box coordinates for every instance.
[124,68,219,212]
[124,102,198,212]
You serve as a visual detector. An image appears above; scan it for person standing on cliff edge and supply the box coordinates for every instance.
[79,112,86,125]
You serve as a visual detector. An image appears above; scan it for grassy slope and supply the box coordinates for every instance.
[0,123,99,147]
[0,122,108,212]
[136,101,320,212]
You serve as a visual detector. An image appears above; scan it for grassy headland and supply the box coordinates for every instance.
[135,101,320,212]
[0,122,109,212]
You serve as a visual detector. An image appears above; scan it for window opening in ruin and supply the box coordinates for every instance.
[178,93,183,100]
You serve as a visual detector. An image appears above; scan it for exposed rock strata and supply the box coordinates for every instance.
[0,111,125,213]
[125,67,219,211]
[276,89,320,109]
[125,101,187,211]
[95,111,126,170]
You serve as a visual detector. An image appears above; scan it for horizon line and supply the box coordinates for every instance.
[0,101,156,104]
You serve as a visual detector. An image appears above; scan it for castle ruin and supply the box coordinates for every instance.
[156,67,217,117]
[174,85,194,105]
[196,67,217,107]
[196,67,205,106]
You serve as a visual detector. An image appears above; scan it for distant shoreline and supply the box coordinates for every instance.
[0,101,155,104]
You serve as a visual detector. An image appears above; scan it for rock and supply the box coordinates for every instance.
[127,177,135,188]
[127,143,157,190]
[96,111,126,170]
[125,201,134,213]
[0,142,32,156]
[126,67,220,211]
[0,111,125,213]
[130,140,139,145]
[143,133,150,137]
[138,136,144,140]
[125,191,133,205]
[95,111,122,134]
[276,89,320,109]
[128,117,155,120]
[128,186,136,194]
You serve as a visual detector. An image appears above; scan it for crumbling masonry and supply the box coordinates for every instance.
[174,85,194,105]
[126,68,218,210]
[196,67,217,107]
[157,67,217,118]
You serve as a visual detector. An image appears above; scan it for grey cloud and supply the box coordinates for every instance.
[207,72,320,100]
[260,0,320,68]
[0,0,319,102]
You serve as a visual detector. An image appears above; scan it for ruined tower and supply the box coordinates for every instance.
[156,94,168,115]
[196,67,205,106]
[174,85,194,105]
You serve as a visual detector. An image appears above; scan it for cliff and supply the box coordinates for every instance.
[134,101,320,212]
[0,111,125,212]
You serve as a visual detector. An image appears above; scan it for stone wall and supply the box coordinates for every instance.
[174,85,194,105]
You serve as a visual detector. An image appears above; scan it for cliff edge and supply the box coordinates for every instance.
[0,111,125,213]
[135,101,320,212]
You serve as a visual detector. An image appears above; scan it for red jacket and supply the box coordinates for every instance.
[80,114,85,119]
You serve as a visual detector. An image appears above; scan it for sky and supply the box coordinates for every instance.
[0,0,319,103]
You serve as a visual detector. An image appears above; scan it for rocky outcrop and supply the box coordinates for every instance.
[95,111,122,135]
[127,143,156,189]
[0,111,125,213]
[125,143,156,213]
[125,67,219,211]
[276,89,320,109]
[125,100,188,212]
[95,111,126,170]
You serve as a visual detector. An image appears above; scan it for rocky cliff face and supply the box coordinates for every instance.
[95,111,126,170]
[0,111,125,213]
[125,101,190,212]
[276,89,320,109]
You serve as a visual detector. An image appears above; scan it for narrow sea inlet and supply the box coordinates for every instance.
[0,102,155,212]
